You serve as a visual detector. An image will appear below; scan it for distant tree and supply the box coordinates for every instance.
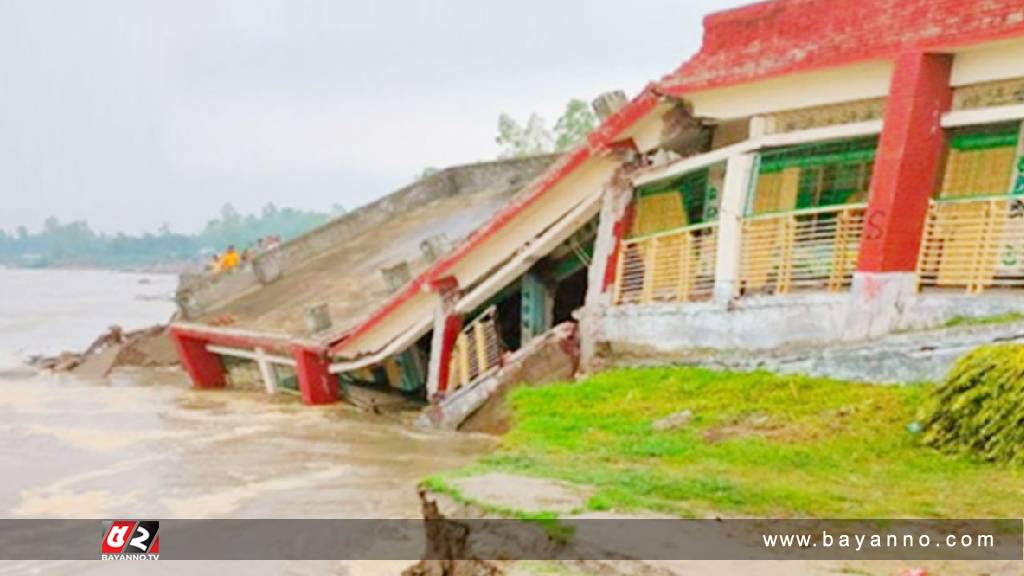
[496,113,554,159]
[553,98,597,151]
[496,98,598,158]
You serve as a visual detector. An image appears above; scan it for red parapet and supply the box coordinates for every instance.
[291,346,337,406]
[658,0,1024,97]
[169,328,226,389]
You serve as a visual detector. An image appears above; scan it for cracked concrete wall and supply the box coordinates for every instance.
[597,294,850,356]
[590,291,1024,365]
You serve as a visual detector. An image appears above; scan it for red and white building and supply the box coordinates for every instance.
[172,0,1024,407]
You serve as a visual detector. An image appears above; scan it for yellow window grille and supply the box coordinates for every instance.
[447,307,503,391]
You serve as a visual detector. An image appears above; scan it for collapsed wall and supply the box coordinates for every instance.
[419,323,580,433]
[175,156,558,336]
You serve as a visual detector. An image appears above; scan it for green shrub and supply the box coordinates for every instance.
[921,344,1024,464]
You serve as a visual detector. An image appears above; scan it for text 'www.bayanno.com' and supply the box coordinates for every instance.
[762,530,996,553]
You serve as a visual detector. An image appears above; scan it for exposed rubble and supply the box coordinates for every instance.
[418,323,580,434]
[30,324,179,377]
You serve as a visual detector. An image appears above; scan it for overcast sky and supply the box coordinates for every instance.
[0,0,749,235]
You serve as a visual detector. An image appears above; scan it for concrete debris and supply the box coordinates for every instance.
[419,323,579,433]
[31,325,179,377]
[345,385,421,415]
[651,410,694,432]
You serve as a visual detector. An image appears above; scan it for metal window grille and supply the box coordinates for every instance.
[739,139,875,296]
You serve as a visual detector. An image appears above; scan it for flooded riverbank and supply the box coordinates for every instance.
[0,268,493,574]
[0,367,491,520]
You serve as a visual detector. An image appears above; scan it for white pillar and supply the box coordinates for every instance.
[254,347,279,394]
[713,154,757,304]
[580,178,633,369]
[425,302,447,398]
[749,115,776,139]
[584,178,633,310]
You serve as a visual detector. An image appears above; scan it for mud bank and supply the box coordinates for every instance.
[403,485,1017,576]
[404,481,674,576]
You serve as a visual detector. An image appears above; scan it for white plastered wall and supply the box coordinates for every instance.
[685,60,894,121]
[950,37,1024,87]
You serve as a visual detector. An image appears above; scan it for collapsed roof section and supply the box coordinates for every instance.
[180,156,558,341]
[324,90,663,363]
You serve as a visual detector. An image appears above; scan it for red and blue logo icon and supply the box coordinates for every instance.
[101,520,160,560]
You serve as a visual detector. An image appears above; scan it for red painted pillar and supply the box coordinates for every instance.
[425,276,462,399]
[602,201,635,293]
[435,313,463,395]
[857,51,953,273]
[291,346,337,405]
[169,328,226,388]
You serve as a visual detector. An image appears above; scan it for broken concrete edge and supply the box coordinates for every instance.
[416,323,580,432]
[410,477,687,576]
[403,483,555,576]
[29,324,180,376]
[416,475,589,563]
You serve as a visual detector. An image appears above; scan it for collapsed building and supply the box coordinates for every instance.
[171,0,1024,425]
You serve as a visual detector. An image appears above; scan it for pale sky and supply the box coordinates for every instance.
[0,0,749,235]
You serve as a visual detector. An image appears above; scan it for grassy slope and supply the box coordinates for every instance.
[944,312,1024,328]
[434,367,1024,518]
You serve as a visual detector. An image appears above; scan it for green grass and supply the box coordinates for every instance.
[944,311,1024,328]
[435,367,1024,519]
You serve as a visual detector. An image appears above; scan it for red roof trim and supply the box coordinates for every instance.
[658,0,1024,97]
[327,88,661,354]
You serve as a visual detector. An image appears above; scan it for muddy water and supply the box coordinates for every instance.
[0,268,493,574]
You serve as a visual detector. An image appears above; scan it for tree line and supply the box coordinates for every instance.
[0,203,342,269]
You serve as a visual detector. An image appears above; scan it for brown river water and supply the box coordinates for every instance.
[0,267,493,574]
